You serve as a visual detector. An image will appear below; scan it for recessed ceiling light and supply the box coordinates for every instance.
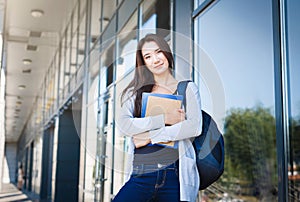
[22,69,32,74]
[23,59,32,65]
[29,31,42,38]
[27,45,38,51]
[100,17,110,22]
[18,85,26,90]
[31,9,44,18]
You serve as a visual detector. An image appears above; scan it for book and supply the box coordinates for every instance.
[141,92,183,148]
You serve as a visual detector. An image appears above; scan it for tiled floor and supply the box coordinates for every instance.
[0,183,40,202]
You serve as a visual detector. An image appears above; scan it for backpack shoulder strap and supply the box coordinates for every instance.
[177,80,192,109]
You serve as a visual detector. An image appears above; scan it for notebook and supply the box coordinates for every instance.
[141,92,183,148]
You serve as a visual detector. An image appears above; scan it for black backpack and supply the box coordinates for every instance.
[177,80,225,190]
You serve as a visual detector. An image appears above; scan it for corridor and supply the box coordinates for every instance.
[0,183,39,202]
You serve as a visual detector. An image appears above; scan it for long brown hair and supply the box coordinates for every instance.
[121,33,174,117]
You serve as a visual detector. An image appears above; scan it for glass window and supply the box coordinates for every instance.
[102,0,116,31]
[287,0,300,200]
[65,26,72,90]
[194,0,207,10]
[45,66,55,117]
[83,81,99,201]
[113,70,134,197]
[102,86,115,202]
[62,31,70,97]
[59,38,66,101]
[53,53,59,109]
[71,3,79,76]
[111,11,139,196]
[78,11,86,67]
[140,0,170,39]
[72,3,79,35]
[194,1,277,201]
[70,5,79,75]
[91,0,102,46]
[89,44,101,87]
[83,45,101,199]
[116,11,138,81]
[101,41,115,87]
[80,0,87,17]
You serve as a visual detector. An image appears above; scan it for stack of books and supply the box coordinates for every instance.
[141,92,183,148]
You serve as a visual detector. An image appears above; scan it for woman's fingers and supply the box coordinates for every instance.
[165,108,186,125]
[133,132,150,148]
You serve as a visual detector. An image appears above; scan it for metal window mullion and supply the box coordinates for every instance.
[192,0,217,19]
[64,31,69,94]
[69,15,74,92]
[76,1,80,73]
[173,0,193,80]
[56,51,61,111]
[110,0,118,198]
[272,0,289,201]
[81,0,92,200]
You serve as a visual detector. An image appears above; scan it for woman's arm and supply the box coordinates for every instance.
[149,82,203,143]
[116,93,165,137]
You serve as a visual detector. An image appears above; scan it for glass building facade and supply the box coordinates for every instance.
[5,0,299,201]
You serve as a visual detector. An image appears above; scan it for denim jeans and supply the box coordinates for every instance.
[113,162,184,202]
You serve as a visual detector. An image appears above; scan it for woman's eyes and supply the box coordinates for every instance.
[144,50,163,60]
[155,50,163,55]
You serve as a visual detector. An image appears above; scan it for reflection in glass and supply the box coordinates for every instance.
[113,71,134,197]
[78,13,86,67]
[64,26,71,89]
[91,0,101,46]
[83,76,99,201]
[140,0,170,39]
[70,3,79,76]
[194,0,206,10]
[194,0,277,201]
[89,43,101,88]
[102,0,116,31]
[116,11,137,81]
[54,54,59,110]
[100,42,115,87]
[59,37,66,101]
[287,0,300,200]
[72,3,79,35]
[102,86,115,202]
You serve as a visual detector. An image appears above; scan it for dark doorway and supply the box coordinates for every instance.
[54,97,82,202]
[40,126,54,200]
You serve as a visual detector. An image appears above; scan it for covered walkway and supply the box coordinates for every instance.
[0,183,40,202]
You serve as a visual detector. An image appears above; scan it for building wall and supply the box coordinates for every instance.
[10,0,300,201]
[2,143,17,183]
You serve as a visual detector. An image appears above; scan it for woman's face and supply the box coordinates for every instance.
[141,41,170,76]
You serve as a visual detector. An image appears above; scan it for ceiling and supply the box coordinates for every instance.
[3,0,76,142]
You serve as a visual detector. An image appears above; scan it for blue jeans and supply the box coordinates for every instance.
[113,162,184,202]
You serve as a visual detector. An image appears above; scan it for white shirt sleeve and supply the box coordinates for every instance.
[116,92,165,137]
[149,82,202,143]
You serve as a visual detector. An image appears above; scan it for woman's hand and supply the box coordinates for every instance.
[164,108,185,125]
[133,132,151,148]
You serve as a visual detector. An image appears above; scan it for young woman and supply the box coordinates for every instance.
[115,34,202,202]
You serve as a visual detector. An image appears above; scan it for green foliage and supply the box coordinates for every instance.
[222,106,277,196]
